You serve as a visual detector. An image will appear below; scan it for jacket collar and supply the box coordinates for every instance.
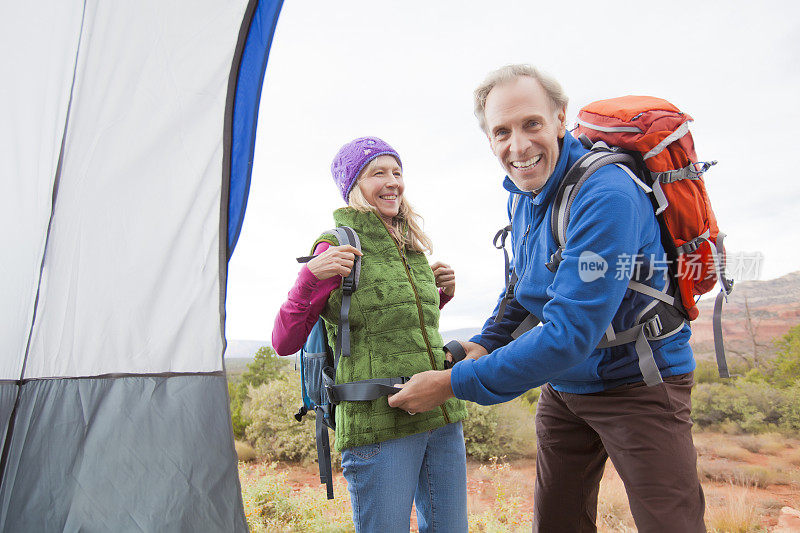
[501,131,582,206]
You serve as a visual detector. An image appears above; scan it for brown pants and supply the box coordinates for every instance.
[533,373,705,533]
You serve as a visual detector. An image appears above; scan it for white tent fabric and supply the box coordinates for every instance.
[0,0,280,529]
[0,1,83,381]
[21,1,239,378]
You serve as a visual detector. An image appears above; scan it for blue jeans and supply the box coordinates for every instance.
[341,421,467,533]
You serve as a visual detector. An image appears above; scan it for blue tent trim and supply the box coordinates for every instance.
[226,0,284,257]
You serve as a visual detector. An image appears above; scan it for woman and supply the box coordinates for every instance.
[273,136,468,532]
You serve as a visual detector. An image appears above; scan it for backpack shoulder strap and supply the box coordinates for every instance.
[296,226,362,365]
[492,193,523,322]
[328,226,361,364]
[546,148,638,272]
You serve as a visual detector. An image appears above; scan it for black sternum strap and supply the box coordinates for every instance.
[325,376,410,405]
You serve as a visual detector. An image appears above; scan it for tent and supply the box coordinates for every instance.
[0,0,283,529]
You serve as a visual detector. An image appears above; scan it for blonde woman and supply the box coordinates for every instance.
[273,137,468,532]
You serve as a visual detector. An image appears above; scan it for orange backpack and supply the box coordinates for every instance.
[566,95,733,376]
[575,96,729,317]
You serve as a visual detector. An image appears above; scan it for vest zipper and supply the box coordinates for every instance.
[387,225,452,424]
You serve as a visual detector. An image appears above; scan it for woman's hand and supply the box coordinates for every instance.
[431,261,455,297]
[306,245,362,280]
[444,341,489,364]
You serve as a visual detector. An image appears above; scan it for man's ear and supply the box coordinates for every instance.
[557,106,567,139]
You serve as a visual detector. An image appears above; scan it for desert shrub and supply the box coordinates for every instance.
[738,465,777,488]
[786,447,800,467]
[698,457,737,484]
[768,324,800,389]
[244,377,328,464]
[699,456,780,488]
[520,387,540,408]
[462,398,536,461]
[229,346,288,438]
[736,433,785,455]
[239,462,353,533]
[229,380,249,439]
[692,379,800,434]
[235,440,257,462]
[462,402,501,461]
[467,458,528,532]
[712,444,750,462]
[735,435,765,454]
[777,384,800,430]
[704,488,763,533]
[692,382,766,431]
[597,473,635,532]
[694,359,726,384]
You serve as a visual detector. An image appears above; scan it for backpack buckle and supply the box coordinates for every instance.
[325,384,341,405]
[545,248,563,273]
[643,315,663,338]
[341,277,356,293]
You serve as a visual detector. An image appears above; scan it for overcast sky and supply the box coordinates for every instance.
[225,0,800,343]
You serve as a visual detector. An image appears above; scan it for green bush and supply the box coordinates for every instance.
[694,359,726,384]
[243,376,342,466]
[692,379,800,434]
[462,402,501,461]
[691,323,800,435]
[241,346,289,386]
[240,463,353,533]
[520,387,541,407]
[763,324,800,389]
[229,346,288,438]
[229,380,249,439]
[462,398,536,461]
[244,376,317,463]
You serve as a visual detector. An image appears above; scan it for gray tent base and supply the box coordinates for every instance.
[0,384,16,454]
[0,374,246,532]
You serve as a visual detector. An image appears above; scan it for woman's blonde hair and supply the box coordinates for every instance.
[347,159,433,254]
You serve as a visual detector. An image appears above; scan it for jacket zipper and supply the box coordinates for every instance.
[386,222,452,424]
[515,198,533,284]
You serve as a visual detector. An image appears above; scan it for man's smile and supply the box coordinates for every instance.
[511,155,542,169]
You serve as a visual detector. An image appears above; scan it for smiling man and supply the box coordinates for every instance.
[388,65,706,532]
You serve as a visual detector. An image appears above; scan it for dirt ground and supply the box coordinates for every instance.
[278,432,800,532]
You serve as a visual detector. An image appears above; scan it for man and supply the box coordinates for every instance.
[388,64,706,532]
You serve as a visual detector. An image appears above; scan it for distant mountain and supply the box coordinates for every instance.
[224,339,269,359]
[691,271,800,359]
[440,327,482,342]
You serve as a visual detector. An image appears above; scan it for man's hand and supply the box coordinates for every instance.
[461,341,489,361]
[444,340,488,364]
[388,369,455,414]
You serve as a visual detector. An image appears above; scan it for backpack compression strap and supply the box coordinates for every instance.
[315,410,334,499]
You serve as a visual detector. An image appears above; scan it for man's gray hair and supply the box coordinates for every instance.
[473,64,569,133]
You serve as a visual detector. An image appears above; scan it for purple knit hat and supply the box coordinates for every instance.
[331,136,402,203]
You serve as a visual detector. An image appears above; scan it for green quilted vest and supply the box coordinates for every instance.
[316,207,467,451]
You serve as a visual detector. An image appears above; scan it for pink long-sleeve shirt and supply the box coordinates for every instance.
[272,241,453,356]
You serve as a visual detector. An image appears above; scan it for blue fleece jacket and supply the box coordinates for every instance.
[451,132,695,403]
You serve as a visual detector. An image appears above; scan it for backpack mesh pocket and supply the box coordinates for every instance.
[301,351,329,408]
